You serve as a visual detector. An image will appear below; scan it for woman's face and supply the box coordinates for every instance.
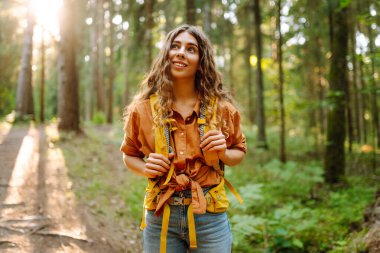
[168,31,200,82]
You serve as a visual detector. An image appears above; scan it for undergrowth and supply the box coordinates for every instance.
[55,123,378,253]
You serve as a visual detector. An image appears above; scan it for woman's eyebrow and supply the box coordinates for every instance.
[172,40,198,48]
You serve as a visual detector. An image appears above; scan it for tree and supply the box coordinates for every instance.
[58,0,80,132]
[144,0,155,67]
[186,0,196,25]
[324,0,350,184]
[253,0,268,149]
[15,4,35,121]
[106,0,115,123]
[97,0,105,113]
[276,0,286,162]
[39,29,45,123]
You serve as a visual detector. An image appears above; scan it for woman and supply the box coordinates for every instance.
[121,24,246,253]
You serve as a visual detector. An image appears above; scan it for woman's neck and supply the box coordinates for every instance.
[172,78,197,101]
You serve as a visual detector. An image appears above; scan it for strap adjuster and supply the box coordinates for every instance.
[167,197,191,206]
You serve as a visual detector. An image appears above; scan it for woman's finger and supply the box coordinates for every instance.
[145,162,169,173]
[201,138,226,151]
[201,130,220,141]
[149,153,171,164]
[145,168,163,178]
[200,133,225,148]
[146,156,170,170]
[207,144,227,152]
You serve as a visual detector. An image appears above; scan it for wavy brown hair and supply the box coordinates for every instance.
[125,24,234,127]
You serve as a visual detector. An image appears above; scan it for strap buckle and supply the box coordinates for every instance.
[168,197,191,206]
[172,197,185,205]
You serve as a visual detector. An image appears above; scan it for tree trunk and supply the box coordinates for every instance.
[253,0,268,149]
[163,0,173,33]
[227,21,235,96]
[367,19,380,149]
[203,0,213,35]
[349,5,361,143]
[123,27,130,107]
[245,9,254,125]
[88,0,98,120]
[186,0,196,25]
[324,0,349,184]
[277,0,286,163]
[97,0,105,113]
[106,0,115,123]
[16,6,35,121]
[40,29,45,123]
[358,57,368,144]
[144,0,155,67]
[58,0,80,132]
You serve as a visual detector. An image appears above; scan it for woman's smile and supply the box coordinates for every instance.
[169,32,199,80]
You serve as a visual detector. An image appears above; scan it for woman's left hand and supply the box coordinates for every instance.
[200,130,227,158]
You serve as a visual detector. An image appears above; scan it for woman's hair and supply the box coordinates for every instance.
[124,24,234,126]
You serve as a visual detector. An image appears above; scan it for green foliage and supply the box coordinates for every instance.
[0,2,22,116]
[92,111,106,125]
[228,129,377,253]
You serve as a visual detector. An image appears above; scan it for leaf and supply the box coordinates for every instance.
[292,238,304,248]
[339,0,352,9]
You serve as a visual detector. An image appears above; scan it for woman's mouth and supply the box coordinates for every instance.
[173,61,187,68]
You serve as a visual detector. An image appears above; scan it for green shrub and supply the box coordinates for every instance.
[92,111,106,125]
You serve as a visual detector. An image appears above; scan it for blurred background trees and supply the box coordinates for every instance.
[0,0,379,180]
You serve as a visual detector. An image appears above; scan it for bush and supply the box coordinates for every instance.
[92,111,106,125]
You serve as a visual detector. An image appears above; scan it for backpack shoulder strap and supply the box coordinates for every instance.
[198,97,221,171]
[198,97,244,204]
[150,94,169,157]
[149,94,175,185]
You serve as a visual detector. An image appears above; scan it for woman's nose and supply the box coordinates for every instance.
[176,47,185,57]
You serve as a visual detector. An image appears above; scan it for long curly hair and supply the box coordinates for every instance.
[125,24,234,127]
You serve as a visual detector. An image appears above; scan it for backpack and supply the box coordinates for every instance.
[141,94,243,252]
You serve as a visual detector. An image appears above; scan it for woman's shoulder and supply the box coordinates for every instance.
[218,99,240,115]
[129,98,152,114]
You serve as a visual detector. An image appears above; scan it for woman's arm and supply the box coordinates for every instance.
[217,148,245,166]
[123,153,173,178]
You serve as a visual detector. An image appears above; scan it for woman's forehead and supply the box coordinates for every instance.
[172,31,198,46]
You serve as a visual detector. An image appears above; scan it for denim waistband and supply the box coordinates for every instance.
[171,186,213,198]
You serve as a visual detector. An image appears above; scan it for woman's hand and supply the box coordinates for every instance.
[144,153,174,178]
[200,130,227,159]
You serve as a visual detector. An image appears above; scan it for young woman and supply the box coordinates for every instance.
[121,24,246,253]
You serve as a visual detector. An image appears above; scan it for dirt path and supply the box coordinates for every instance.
[0,123,128,253]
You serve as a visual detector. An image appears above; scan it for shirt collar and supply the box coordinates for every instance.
[171,96,202,118]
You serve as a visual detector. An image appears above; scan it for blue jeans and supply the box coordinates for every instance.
[143,207,232,253]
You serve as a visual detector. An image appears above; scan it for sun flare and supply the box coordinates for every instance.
[30,0,61,39]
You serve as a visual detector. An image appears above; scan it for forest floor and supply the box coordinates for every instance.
[1,120,379,253]
[0,122,140,253]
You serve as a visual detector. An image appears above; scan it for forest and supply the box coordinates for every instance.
[0,0,379,252]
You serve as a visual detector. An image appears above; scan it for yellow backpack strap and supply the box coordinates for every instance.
[224,178,244,204]
[187,204,197,248]
[160,203,171,253]
[198,97,220,168]
[140,207,147,230]
[198,97,243,204]
[149,94,175,185]
[150,94,169,157]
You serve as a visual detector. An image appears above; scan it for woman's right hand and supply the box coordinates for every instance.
[144,153,174,178]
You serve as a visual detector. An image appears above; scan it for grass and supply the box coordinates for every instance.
[51,122,379,253]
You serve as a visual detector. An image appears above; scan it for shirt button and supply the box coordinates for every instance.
[186,117,190,122]
[180,132,184,136]
[179,151,184,155]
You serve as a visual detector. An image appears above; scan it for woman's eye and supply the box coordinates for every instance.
[187,47,195,52]
[171,44,179,49]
